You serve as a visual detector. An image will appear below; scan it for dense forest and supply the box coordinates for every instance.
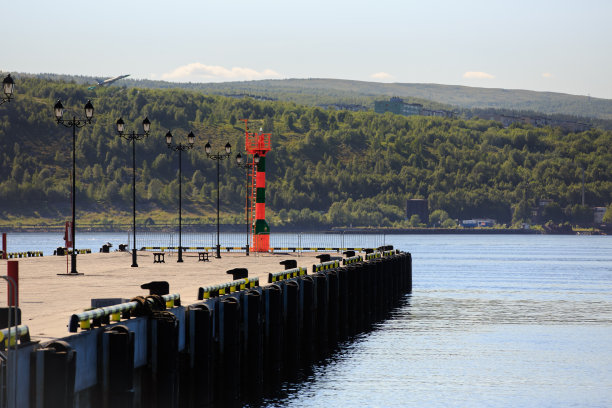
[0,76,611,229]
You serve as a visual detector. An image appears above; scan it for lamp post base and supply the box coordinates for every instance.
[177,248,184,263]
[216,244,221,259]
[70,253,78,275]
[131,250,138,267]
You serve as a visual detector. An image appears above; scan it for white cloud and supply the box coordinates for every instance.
[371,72,394,80]
[463,71,495,79]
[159,63,281,82]
[542,72,553,78]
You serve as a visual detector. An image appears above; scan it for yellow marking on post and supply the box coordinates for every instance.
[166,300,174,308]
[219,288,226,295]
[80,320,91,330]
[204,292,210,299]
[230,285,236,292]
[111,312,121,322]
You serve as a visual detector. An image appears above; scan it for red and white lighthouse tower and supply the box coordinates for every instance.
[243,120,271,252]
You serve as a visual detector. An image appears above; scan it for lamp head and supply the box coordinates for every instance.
[225,142,232,155]
[116,118,125,133]
[84,100,94,120]
[2,74,14,98]
[236,153,242,165]
[204,142,211,155]
[53,100,64,121]
[142,117,151,133]
[165,131,173,146]
[188,131,195,145]
[254,153,260,164]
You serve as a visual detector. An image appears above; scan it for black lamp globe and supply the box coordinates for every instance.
[54,100,64,121]
[142,117,151,133]
[84,100,94,120]
[2,74,14,98]
[116,118,125,133]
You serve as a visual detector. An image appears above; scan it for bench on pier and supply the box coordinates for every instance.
[153,252,165,263]
[198,252,210,262]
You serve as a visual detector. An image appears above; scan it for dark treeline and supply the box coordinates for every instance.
[0,77,611,228]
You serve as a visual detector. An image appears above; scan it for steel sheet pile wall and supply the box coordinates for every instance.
[15,252,411,408]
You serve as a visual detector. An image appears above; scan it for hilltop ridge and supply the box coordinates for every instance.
[18,73,612,122]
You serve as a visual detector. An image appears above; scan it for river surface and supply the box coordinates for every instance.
[4,233,612,407]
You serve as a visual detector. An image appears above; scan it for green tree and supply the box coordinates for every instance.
[429,209,450,227]
[602,204,612,223]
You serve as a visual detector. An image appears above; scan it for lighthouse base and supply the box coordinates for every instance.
[253,234,270,252]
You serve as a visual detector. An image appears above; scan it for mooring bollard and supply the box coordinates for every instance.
[188,303,213,405]
[31,340,76,408]
[102,325,135,408]
[284,280,300,372]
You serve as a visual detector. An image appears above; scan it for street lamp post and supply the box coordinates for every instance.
[235,152,260,256]
[205,141,232,259]
[1,74,15,105]
[116,117,151,267]
[54,99,94,275]
[166,131,195,262]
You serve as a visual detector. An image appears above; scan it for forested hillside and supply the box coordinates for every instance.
[0,77,610,228]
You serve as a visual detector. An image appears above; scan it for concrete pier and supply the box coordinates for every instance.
[0,249,412,407]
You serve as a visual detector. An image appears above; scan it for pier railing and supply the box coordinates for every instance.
[134,231,386,253]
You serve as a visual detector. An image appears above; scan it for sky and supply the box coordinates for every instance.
[3,0,612,98]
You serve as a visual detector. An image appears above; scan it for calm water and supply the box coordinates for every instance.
[256,235,612,407]
[1,231,386,255]
[5,233,612,406]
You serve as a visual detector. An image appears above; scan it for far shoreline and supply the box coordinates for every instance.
[1,225,603,235]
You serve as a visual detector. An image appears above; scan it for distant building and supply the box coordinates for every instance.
[477,112,591,133]
[593,207,607,224]
[406,199,429,223]
[375,97,454,118]
[318,103,367,112]
[533,199,554,224]
[462,218,496,228]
